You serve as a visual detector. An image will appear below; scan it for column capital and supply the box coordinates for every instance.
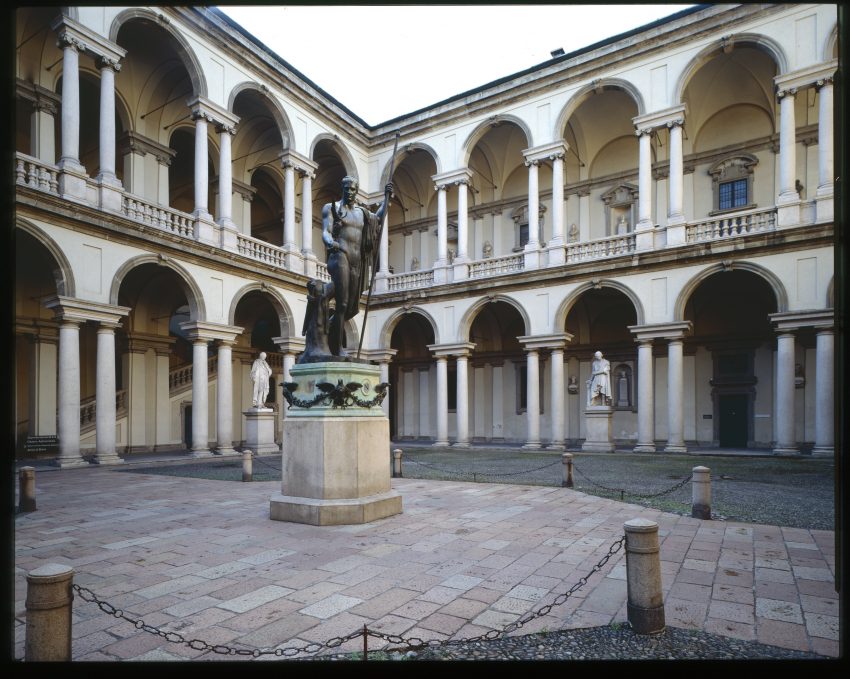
[523,140,569,164]
[518,333,574,351]
[278,149,317,175]
[632,104,686,132]
[774,60,838,94]
[271,336,306,355]
[432,168,473,187]
[216,122,237,136]
[360,348,398,363]
[187,95,240,130]
[775,86,798,100]
[523,158,540,169]
[628,322,692,342]
[43,295,130,326]
[815,76,834,90]
[96,55,122,72]
[52,16,126,64]
[769,310,834,332]
[179,321,244,343]
[427,342,476,358]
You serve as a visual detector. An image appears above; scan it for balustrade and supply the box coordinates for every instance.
[686,207,776,243]
[236,233,287,268]
[15,154,59,195]
[565,233,636,264]
[469,253,525,279]
[387,269,435,291]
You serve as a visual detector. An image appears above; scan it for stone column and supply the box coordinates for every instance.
[435,183,448,277]
[454,353,470,447]
[282,159,296,251]
[402,369,416,438]
[635,339,656,452]
[56,32,82,171]
[525,159,540,249]
[548,347,565,450]
[190,338,211,457]
[456,179,469,261]
[773,332,798,455]
[523,349,541,449]
[93,323,122,465]
[813,329,834,456]
[550,152,565,246]
[491,362,504,441]
[664,338,686,453]
[777,88,798,203]
[154,348,171,448]
[667,121,684,225]
[192,111,210,218]
[96,57,120,185]
[29,333,58,436]
[636,128,653,229]
[301,169,315,257]
[418,367,430,439]
[215,340,235,455]
[435,355,449,446]
[56,321,85,468]
[816,78,834,221]
[217,125,234,226]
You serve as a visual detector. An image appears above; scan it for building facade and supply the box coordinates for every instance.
[14,4,838,466]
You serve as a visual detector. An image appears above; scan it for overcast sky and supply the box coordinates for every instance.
[218,4,696,125]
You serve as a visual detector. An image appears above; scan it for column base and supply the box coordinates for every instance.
[452,442,470,448]
[57,162,88,201]
[772,446,800,457]
[54,456,89,469]
[191,449,213,458]
[522,442,542,450]
[193,212,217,245]
[523,247,541,270]
[663,444,687,454]
[776,200,801,227]
[665,219,686,247]
[432,440,449,447]
[452,261,469,281]
[811,445,834,457]
[546,443,565,451]
[97,176,124,213]
[214,446,239,457]
[546,241,565,266]
[633,444,656,453]
[219,224,239,252]
[91,453,124,465]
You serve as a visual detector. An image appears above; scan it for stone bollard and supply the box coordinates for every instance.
[26,563,75,661]
[392,449,403,478]
[242,450,253,482]
[623,519,665,635]
[691,466,711,519]
[561,453,574,488]
[18,466,36,512]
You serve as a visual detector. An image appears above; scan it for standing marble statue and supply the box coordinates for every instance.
[250,351,273,408]
[587,351,612,406]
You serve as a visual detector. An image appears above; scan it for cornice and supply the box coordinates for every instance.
[51,15,126,63]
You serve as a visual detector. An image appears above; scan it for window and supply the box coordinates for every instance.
[518,222,529,248]
[719,178,748,210]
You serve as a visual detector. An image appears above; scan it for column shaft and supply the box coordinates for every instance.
[191,339,210,457]
[638,130,652,226]
[57,322,85,467]
[436,185,448,263]
[817,81,833,191]
[774,332,798,454]
[418,368,430,439]
[301,173,314,255]
[664,339,686,453]
[523,350,541,448]
[59,41,80,167]
[97,61,117,180]
[215,342,234,455]
[778,91,797,200]
[218,129,233,224]
[635,340,656,452]
[283,163,296,249]
[548,348,565,449]
[526,161,539,247]
[94,325,121,464]
[454,355,470,446]
[379,214,389,274]
[813,330,834,455]
[435,356,448,445]
[456,182,468,259]
[551,155,565,243]
[193,116,209,215]
[668,122,684,221]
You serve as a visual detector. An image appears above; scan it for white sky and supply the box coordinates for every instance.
[218,4,696,125]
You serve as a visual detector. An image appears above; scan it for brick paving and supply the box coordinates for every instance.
[13,463,839,660]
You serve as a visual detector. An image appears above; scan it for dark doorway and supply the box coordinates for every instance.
[183,405,192,448]
[718,394,748,448]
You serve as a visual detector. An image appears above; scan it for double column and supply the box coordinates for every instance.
[44,296,130,468]
[279,150,318,272]
[428,343,475,447]
[518,334,572,450]
[432,169,473,282]
[522,142,569,267]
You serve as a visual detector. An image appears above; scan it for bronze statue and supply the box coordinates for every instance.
[298,175,392,362]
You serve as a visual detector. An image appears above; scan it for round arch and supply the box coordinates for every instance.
[673,34,789,104]
[554,78,646,140]
[15,219,76,297]
[824,23,838,61]
[555,280,645,330]
[379,307,440,350]
[310,133,358,179]
[381,142,442,185]
[109,254,207,321]
[673,261,788,321]
[458,294,531,344]
[228,81,293,150]
[461,115,533,167]
[109,8,208,98]
[227,283,295,337]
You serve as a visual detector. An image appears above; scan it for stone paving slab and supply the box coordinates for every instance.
[13,466,840,660]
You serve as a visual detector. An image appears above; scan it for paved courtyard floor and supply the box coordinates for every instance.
[13,460,839,660]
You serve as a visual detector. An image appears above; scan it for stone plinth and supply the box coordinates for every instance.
[582,405,615,453]
[270,362,402,525]
[243,408,279,455]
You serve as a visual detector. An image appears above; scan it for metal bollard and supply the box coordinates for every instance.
[561,453,574,488]
[18,466,36,512]
[26,563,75,661]
[242,450,253,482]
[691,466,711,519]
[392,449,403,478]
[623,519,665,634]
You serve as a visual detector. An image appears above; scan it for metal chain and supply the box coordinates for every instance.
[404,455,561,479]
[572,465,692,499]
[72,533,626,659]
[72,584,361,658]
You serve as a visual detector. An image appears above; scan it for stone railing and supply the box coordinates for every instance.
[565,233,636,263]
[122,196,194,238]
[686,206,776,243]
[469,253,525,279]
[79,390,127,433]
[387,269,435,291]
[237,233,286,268]
[15,153,59,195]
[169,356,218,394]
[315,261,331,282]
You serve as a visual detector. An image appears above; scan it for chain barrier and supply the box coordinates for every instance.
[71,533,625,660]
[571,465,692,500]
[403,455,561,482]
[247,453,281,472]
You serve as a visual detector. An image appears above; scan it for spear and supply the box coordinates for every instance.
[357,130,400,360]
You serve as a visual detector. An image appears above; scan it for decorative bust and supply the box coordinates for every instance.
[411,256,419,271]
[568,223,579,242]
[482,241,493,258]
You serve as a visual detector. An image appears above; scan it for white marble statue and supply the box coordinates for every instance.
[250,351,273,408]
[483,240,493,258]
[586,351,612,406]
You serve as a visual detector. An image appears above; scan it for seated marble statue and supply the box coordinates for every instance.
[586,351,612,406]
